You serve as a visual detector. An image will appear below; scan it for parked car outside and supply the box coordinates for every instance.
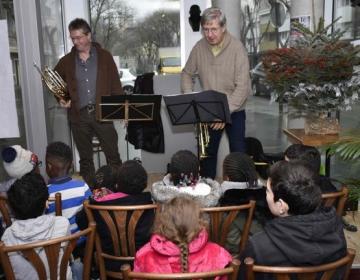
[158,56,182,74]
[119,68,136,95]
[250,62,272,98]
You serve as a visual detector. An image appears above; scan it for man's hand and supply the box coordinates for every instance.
[59,99,71,108]
[210,122,225,130]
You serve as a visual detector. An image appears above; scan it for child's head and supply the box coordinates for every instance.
[153,196,207,272]
[169,150,199,186]
[94,165,119,191]
[117,160,147,195]
[284,144,321,174]
[46,141,73,178]
[8,173,49,220]
[267,160,321,217]
[2,145,41,179]
[223,152,258,187]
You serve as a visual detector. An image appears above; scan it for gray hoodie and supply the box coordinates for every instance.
[151,174,221,207]
[1,214,71,280]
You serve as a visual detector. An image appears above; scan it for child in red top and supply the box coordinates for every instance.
[134,196,232,274]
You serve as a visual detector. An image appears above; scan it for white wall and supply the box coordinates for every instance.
[180,0,211,66]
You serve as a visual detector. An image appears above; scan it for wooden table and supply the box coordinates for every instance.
[283,128,340,177]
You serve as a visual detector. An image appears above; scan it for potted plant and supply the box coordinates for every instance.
[262,18,360,135]
[328,134,360,210]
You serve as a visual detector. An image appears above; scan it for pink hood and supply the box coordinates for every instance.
[150,229,209,256]
[134,229,232,275]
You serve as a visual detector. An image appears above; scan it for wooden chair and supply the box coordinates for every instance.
[121,259,241,280]
[201,200,256,255]
[321,186,348,216]
[84,200,157,279]
[245,248,356,280]
[0,222,96,280]
[0,192,63,228]
[0,195,12,227]
[48,192,63,216]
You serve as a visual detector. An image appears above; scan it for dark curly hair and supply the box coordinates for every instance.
[46,141,73,167]
[223,152,258,188]
[269,160,322,215]
[284,144,321,174]
[94,165,119,191]
[169,150,199,186]
[8,173,49,220]
[117,160,147,194]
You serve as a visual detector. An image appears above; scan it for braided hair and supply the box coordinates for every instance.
[223,152,258,188]
[153,197,207,272]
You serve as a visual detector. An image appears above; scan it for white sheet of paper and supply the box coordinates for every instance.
[0,20,20,138]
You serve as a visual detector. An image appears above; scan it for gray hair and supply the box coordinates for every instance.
[200,7,227,27]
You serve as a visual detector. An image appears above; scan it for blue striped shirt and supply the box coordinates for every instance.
[47,176,91,235]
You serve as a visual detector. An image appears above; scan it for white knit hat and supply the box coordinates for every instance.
[2,145,38,179]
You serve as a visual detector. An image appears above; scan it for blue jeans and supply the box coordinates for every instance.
[200,110,246,179]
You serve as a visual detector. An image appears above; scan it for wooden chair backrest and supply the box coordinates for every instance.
[84,200,157,279]
[121,259,241,280]
[0,192,62,228]
[0,195,12,227]
[201,200,256,255]
[48,192,63,216]
[321,186,348,216]
[0,222,96,280]
[245,248,356,280]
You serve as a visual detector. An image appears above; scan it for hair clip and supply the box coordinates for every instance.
[177,172,198,187]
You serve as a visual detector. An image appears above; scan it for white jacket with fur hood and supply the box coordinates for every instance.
[151,174,221,207]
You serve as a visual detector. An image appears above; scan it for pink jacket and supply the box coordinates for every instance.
[134,229,232,274]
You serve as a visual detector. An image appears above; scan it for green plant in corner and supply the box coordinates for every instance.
[328,134,360,202]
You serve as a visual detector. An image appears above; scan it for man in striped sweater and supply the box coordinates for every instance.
[45,141,91,236]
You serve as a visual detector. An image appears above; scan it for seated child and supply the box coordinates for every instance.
[1,145,41,195]
[284,144,337,193]
[91,164,119,200]
[1,173,71,280]
[46,141,91,235]
[240,161,347,279]
[134,196,232,273]
[151,150,221,207]
[76,160,154,272]
[219,152,272,255]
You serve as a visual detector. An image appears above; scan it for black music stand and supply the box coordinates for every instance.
[100,94,162,159]
[163,90,231,160]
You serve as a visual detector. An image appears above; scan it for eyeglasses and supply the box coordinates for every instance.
[202,27,221,34]
[70,34,87,41]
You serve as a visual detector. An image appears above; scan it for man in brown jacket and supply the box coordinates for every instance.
[55,18,122,187]
[181,7,251,179]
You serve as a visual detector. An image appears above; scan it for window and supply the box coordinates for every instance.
[89,0,180,74]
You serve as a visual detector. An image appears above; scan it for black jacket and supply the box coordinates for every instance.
[240,207,347,280]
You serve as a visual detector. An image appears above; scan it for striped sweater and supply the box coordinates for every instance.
[47,176,91,234]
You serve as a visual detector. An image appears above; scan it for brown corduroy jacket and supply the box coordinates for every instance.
[54,42,123,122]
